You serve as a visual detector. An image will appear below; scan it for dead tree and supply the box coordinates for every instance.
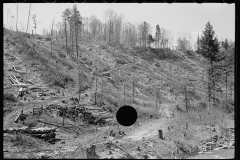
[26,4,32,35]
[95,76,98,105]
[184,85,188,112]
[50,18,55,54]
[123,82,125,105]
[155,88,159,113]
[16,4,18,32]
[132,79,135,104]
[100,77,103,106]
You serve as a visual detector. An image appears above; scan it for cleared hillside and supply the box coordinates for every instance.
[3,28,234,159]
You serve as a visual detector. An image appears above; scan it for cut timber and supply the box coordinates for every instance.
[10,67,26,74]
[12,84,31,88]
[11,55,21,62]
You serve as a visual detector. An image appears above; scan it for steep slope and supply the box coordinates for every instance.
[4,28,234,159]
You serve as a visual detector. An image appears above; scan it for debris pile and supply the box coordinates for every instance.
[199,128,235,153]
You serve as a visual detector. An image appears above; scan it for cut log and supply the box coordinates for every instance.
[11,55,21,62]
[12,83,30,88]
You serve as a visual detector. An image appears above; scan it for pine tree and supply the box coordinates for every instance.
[199,21,224,108]
[222,38,230,50]
[199,21,220,64]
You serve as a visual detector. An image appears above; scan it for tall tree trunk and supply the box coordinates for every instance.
[95,76,98,105]
[225,71,228,107]
[155,88,158,113]
[109,20,111,42]
[208,67,211,114]
[101,77,103,106]
[72,29,74,54]
[185,85,188,112]
[16,4,18,32]
[123,83,125,106]
[26,4,32,35]
[64,19,68,56]
[132,79,134,104]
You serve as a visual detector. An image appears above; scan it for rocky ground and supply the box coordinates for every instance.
[3,28,234,159]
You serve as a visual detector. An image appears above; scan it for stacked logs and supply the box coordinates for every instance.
[3,127,57,144]
[45,104,114,126]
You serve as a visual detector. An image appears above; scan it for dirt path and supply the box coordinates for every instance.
[4,94,74,129]
[124,118,169,141]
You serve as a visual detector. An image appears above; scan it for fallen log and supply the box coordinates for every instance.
[10,67,26,74]
[11,55,21,62]
[12,83,31,88]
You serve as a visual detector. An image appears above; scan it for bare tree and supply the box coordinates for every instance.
[50,18,55,54]
[26,4,32,35]
[16,4,18,32]
[62,8,71,56]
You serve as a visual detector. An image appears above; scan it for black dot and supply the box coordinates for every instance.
[116,105,137,127]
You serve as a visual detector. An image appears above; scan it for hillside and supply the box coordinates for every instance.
[3,28,234,159]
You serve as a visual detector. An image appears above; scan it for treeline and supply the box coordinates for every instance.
[40,7,174,50]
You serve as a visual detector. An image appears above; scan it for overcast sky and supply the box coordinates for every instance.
[4,3,235,47]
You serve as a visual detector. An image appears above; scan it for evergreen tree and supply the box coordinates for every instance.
[147,34,155,47]
[199,21,221,110]
[199,21,220,64]
[222,38,230,50]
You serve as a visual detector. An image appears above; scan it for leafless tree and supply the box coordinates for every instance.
[26,4,32,34]
[50,18,55,54]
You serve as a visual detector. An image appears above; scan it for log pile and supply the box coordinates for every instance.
[45,103,114,126]
[3,126,57,144]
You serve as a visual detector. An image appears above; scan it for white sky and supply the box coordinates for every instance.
[3,3,235,47]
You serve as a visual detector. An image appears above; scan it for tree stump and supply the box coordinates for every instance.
[158,130,164,140]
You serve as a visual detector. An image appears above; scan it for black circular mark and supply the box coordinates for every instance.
[116,105,137,127]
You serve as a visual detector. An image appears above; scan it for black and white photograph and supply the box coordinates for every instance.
[3,3,235,159]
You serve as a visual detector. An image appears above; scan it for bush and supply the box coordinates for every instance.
[4,93,18,102]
